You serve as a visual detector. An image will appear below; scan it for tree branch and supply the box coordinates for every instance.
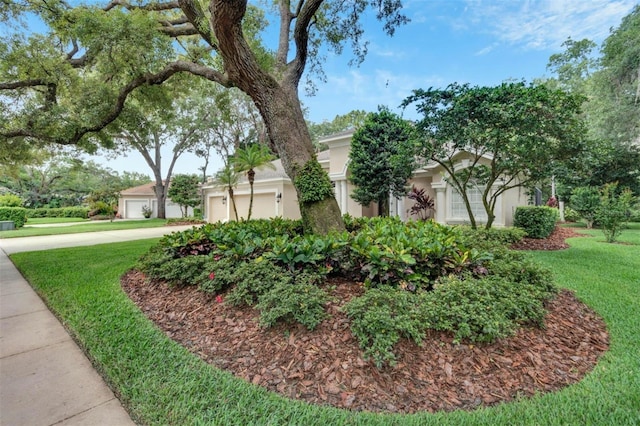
[159,24,199,38]
[276,0,293,66]
[178,0,218,49]
[0,79,49,90]
[286,0,323,86]
[1,60,229,144]
[104,0,180,12]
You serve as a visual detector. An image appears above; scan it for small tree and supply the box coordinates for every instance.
[214,164,240,222]
[570,186,601,228]
[349,107,417,216]
[404,82,585,229]
[596,183,635,243]
[233,144,276,220]
[168,174,200,217]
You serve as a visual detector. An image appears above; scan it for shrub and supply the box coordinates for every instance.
[0,194,23,207]
[457,226,526,250]
[596,183,635,243]
[138,216,558,366]
[406,185,435,220]
[0,207,27,228]
[25,207,89,218]
[140,252,211,287]
[344,287,431,367]
[629,205,640,223]
[213,259,288,303]
[344,249,556,366]
[513,206,559,239]
[570,186,600,228]
[265,232,349,274]
[348,217,480,289]
[256,273,329,330]
[425,277,520,342]
[563,206,581,222]
[61,207,89,218]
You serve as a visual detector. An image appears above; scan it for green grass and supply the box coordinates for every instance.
[25,217,90,224]
[0,219,168,238]
[9,231,640,425]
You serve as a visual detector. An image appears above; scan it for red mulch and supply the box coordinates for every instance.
[510,226,588,251]
[121,226,608,413]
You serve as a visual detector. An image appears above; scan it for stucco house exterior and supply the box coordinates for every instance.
[201,130,528,226]
[118,181,194,219]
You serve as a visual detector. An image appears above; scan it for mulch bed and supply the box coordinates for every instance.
[510,225,588,251]
[121,226,609,413]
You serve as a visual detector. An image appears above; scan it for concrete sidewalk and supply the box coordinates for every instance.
[0,225,194,425]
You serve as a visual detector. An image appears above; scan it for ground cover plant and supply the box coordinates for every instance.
[10,224,638,424]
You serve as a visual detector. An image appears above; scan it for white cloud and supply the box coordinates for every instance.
[316,69,445,120]
[460,0,636,50]
[475,42,499,56]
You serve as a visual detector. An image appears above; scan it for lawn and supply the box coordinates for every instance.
[9,227,640,425]
[0,219,168,238]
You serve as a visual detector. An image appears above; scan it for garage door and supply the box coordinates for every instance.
[235,193,276,219]
[125,200,147,219]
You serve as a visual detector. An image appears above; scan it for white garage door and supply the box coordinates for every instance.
[125,200,147,219]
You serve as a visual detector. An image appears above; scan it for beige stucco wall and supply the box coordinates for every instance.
[203,178,298,222]
[118,196,154,219]
[201,132,528,226]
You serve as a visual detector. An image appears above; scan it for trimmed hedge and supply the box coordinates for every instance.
[0,207,28,228]
[25,207,89,219]
[514,206,559,239]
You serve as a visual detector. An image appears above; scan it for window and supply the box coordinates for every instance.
[450,186,487,221]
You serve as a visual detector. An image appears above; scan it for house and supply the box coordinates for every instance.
[118,181,194,219]
[201,130,528,226]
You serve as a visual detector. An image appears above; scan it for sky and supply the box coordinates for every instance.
[11,0,639,178]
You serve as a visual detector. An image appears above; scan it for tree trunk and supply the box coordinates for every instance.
[154,181,167,219]
[378,195,389,217]
[211,2,344,234]
[228,187,239,221]
[247,86,345,233]
[247,168,255,220]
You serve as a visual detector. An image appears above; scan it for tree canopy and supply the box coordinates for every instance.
[404,82,586,229]
[168,174,200,217]
[544,6,640,196]
[348,107,416,216]
[1,0,410,234]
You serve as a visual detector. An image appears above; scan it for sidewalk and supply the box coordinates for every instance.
[0,225,194,425]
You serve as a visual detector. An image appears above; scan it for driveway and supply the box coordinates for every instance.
[0,224,195,255]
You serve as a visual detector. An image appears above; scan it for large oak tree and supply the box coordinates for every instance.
[0,0,408,234]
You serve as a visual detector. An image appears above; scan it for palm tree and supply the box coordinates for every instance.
[233,144,276,219]
[213,164,240,221]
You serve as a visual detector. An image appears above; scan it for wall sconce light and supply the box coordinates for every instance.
[222,195,227,205]
[276,192,282,203]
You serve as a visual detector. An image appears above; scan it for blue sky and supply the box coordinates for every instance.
[7,0,636,176]
[299,0,637,123]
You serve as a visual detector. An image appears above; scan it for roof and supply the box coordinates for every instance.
[119,181,157,196]
[233,150,331,184]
